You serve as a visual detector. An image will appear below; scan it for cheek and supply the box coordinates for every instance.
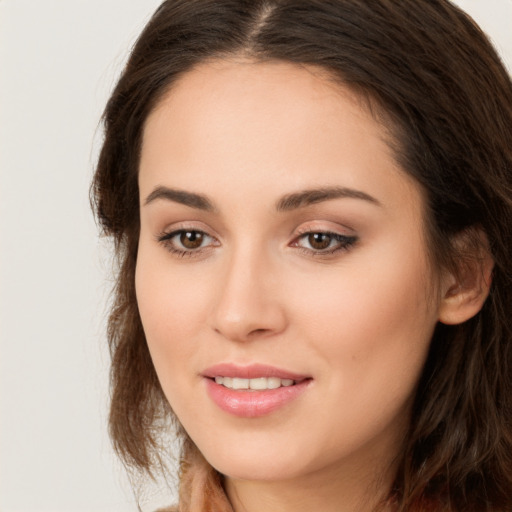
[288,240,437,390]
[134,246,209,373]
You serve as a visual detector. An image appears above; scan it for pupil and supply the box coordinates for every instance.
[309,233,331,250]
[180,231,203,249]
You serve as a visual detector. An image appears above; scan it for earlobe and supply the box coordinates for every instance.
[438,229,494,326]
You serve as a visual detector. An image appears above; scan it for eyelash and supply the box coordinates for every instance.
[157,229,217,258]
[156,228,358,259]
[292,228,358,257]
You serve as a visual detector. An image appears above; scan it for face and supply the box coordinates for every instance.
[136,59,444,486]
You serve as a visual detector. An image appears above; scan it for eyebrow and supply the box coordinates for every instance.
[144,186,216,212]
[143,185,380,212]
[275,186,381,211]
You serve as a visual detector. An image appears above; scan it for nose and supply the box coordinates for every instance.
[210,247,287,343]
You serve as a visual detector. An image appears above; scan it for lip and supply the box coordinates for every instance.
[202,363,312,418]
[201,363,309,381]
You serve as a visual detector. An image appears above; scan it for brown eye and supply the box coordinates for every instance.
[158,228,217,256]
[307,233,332,250]
[180,230,204,249]
[293,230,358,255]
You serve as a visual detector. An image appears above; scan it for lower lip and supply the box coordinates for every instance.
[204,378,310,418]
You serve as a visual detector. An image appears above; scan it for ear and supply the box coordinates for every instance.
[438,228,494,325]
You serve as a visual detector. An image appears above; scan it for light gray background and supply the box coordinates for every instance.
[1,1,511,511]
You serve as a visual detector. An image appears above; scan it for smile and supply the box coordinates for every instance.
[202,364,311,417]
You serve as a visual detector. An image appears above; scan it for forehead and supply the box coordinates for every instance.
[139,58,421,217]
[143,58,384,153]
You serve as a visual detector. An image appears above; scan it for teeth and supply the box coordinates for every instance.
[232,378,249,390]
[214,376,296,390]
[267,377,281,389]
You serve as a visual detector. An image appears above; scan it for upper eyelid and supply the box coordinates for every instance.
[156,221,356,238]
[293,222,356,238]
[158,221,218,237]
[295,225,350,234]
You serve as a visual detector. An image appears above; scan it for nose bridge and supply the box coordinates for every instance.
[211,239,285,341]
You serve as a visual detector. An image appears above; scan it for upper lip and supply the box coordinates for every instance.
[201,363,310,381]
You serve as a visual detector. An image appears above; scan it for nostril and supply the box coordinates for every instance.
[246,328,273,339]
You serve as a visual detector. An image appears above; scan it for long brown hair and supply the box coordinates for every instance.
[91,1,512,510]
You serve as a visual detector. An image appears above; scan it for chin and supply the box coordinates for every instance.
[195,436,307,482]
[212,457,303,482]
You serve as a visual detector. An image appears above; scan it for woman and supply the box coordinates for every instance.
[91,1,512,510]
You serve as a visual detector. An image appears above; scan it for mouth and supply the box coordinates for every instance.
[202,363,312,417]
